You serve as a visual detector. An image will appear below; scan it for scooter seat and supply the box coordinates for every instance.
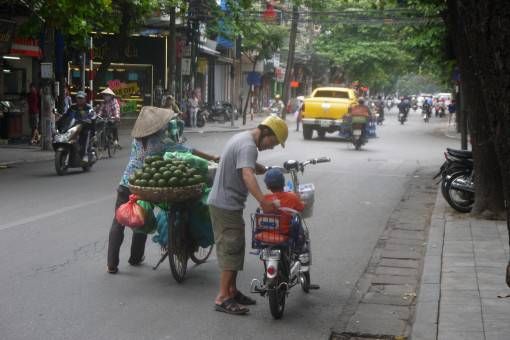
[447,148,472,159]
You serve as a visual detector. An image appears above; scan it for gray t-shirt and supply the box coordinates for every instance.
[207,131,258,210]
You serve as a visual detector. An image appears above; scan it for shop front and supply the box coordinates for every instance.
[1,36,42,142]
[67,34,164,119]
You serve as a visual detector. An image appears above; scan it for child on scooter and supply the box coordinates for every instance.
[262,168,306,247]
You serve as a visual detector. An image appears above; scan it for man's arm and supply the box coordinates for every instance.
[192,148,220,162]
[255,162,266,175]
[242,167,276,212]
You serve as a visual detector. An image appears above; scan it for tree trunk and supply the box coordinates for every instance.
[168,7,177,94]
[448,0,510,218]
[281,4,298,120]
[445,0,506,218]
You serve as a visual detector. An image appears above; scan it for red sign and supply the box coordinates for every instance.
[290,81,299,88]
[10,37,42,57]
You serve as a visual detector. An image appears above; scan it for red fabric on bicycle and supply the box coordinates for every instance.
[255,231,289,244]
[115,194,145,228]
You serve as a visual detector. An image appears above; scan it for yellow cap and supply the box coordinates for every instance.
[260,116,288,147]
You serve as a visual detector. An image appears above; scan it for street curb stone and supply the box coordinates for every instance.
[330,168,438,340]
[410,188,446,340]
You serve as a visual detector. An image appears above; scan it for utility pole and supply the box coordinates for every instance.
[281,4,299,120]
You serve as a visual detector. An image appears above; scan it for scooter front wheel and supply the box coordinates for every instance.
[300,271,310,293]
[55,150,69,176]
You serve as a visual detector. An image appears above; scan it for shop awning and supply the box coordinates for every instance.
[10,38,42,58]
[199,44,220,56]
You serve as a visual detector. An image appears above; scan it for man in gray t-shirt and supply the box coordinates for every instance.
[209,116,288,315]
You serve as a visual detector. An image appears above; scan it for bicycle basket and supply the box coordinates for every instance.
[251,213,289,248]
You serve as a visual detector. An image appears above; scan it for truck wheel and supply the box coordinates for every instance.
[317,130,326,139]
[303,126,313,140]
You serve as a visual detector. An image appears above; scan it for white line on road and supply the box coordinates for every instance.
[0,194,115,232]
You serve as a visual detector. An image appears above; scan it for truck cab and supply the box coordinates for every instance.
[301,87,357,140]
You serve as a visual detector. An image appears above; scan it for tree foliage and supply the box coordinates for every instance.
[21,0,160,48]
[312,0,452,93]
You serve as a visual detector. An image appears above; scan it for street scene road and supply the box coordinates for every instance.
[0,110,457,340]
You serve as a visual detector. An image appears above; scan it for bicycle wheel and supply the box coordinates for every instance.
[190,245,213,265]
[106,135,112,158]
[168,209,188,283]
[96,131,105,159]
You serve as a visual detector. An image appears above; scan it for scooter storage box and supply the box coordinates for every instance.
[299,183,315,218]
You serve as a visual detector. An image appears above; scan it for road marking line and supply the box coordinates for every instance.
[0,194,115,231]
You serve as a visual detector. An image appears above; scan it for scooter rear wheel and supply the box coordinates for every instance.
[268,274,286,319]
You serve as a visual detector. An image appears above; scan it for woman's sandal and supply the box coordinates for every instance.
[214,298,249,315]
[128,255,145,266]
[234,291,256,305]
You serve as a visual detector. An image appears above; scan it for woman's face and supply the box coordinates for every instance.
[103,94,113,101]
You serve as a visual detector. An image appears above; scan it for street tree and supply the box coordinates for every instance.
[442,0,509,221]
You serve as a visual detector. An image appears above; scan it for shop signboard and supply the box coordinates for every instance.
[275,67,285,83]
[182,58,191,75]
[0,19,16,55]
[107,79,141,114]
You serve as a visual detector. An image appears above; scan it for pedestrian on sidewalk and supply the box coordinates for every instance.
[208,116,288,315]
[27,83,40,145]
[188,89,200,128]
[295,96,304,132]
[106,107,218,274]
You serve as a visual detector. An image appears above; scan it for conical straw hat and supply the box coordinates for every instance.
[131,106,176,138]
[100,88,116,96]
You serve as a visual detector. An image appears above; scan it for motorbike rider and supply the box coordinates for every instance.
[271,94,285,116]
[423,96,433,118]
[63,90,95,162]
[397,96,411,120]
[96,88,121,146]
[375,95,385,122]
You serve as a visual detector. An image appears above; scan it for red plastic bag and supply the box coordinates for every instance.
[115,194,145,228]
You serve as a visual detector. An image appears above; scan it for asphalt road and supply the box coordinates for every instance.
[0,109,458,340]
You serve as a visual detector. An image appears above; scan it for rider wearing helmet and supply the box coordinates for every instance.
[208,115,288,316]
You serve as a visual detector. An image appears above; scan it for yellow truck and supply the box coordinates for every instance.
[301,87,357,139]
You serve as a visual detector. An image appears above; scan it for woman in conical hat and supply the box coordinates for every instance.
[97,88,121,145]
[106,106,219,274]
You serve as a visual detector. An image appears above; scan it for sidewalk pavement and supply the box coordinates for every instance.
[412,194,510,340]
[0,114,270,167]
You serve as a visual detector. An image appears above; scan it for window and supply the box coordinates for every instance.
[314,90,349,99]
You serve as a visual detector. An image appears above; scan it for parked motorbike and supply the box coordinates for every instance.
[196,107,208,127]
[207,101,238,122]
[434,148,474,213]
[250,157,330,319]
[53,115,97,175]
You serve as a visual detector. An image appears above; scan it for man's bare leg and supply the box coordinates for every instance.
[215,270,236,304]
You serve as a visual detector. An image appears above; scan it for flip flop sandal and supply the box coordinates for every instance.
[214,298,249,315]
[234,291,256,305]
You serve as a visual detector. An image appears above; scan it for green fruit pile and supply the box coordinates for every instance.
[129,155,206,188]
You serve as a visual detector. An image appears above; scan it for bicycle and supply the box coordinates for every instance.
[153,202,213,283]
[95,118,119,159]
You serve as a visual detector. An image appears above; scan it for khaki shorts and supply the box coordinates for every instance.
[209,205,245,271]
